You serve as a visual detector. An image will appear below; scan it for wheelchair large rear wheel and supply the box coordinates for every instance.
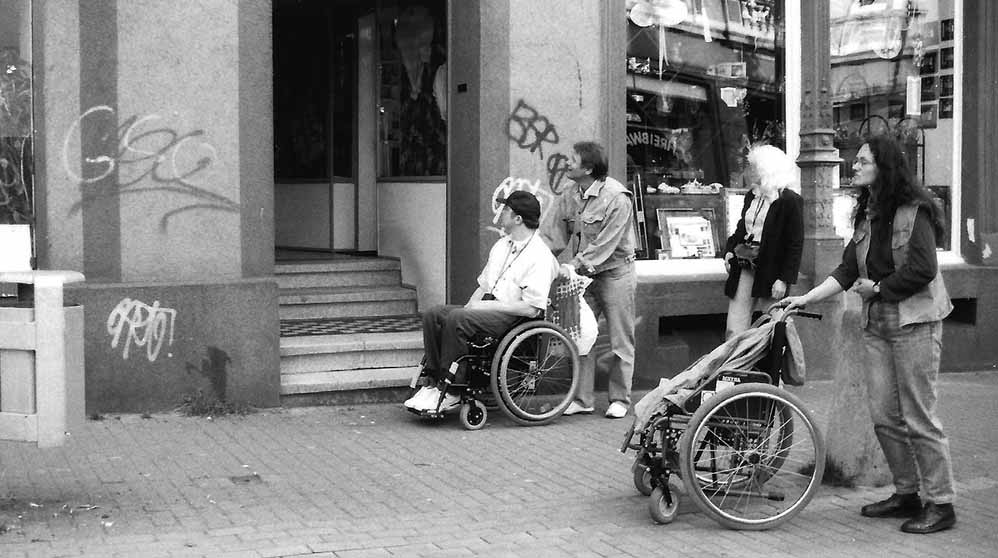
[490,321,580,426]
[678,383,824,530]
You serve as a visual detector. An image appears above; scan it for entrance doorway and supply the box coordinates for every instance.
[273,0,375,259]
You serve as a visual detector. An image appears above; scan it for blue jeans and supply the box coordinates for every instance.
[863,300,955,504]
[575,262,635,407]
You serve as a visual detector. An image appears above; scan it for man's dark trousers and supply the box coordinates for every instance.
[421,305,523,380]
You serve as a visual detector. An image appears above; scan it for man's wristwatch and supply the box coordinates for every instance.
[872,282,881,295]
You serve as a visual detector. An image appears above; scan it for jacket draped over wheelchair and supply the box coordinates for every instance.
[631,316,806,432]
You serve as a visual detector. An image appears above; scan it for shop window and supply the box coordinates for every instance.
[377,0,447,178]
[625,0,786,260]
[0,0,34,273]
[830,0,960,250]
[273,0,356,181]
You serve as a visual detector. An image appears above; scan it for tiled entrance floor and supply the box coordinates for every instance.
[280,314,422,337]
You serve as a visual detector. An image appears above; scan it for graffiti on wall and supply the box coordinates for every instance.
[507,99,560,159]
[106,297,177,362]
[487,176,553,237]
[545,152,571,194]
[506,99,573,195]
[63,105,239,230]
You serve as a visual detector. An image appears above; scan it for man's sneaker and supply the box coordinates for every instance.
[605,401,629,419]
[438,393,461,412]
[412,386,442,411]
[404,386,433,409]
[563,401,595,416]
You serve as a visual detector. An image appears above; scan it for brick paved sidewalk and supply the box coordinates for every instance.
[1,373,996,558]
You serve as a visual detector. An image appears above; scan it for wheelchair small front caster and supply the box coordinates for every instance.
[649,486,679,524]
[632,459,653,496]
[459,400,488,430]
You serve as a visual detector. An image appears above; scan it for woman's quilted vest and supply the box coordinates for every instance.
[853,203,953,328]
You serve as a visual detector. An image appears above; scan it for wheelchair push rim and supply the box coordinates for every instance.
[491,321,580,426]
[678,383,825,530]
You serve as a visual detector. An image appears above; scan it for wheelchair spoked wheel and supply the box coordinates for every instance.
[685,400,794,491]
[490,321,580,426]
[678,384,825,530]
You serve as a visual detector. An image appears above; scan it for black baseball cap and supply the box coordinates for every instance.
[496,190,541,228]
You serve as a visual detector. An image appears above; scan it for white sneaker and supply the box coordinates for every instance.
[438,393,461,412]
[404,386,432,409]
[605,401,629,419]
[563,401,595,416]
[414,386,442,410]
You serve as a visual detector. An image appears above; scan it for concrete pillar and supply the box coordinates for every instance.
[797,0,889,487]
[797,0,842,285]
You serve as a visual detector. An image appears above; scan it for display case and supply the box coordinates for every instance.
[642,193,728,259]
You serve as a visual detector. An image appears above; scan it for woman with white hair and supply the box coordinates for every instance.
[723,144,804,337]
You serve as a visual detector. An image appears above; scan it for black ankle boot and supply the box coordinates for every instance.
[860,493,922,518]
[901,503,956,534]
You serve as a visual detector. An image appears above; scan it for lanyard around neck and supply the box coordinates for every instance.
[491,232,535,293]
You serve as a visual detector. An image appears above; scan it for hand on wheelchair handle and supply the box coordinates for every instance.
[773,296,803,312]
[770,279,787,300]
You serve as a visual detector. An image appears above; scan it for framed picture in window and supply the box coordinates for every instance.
[940,47,954,70]
[939,97,954,119]
[657,208,718,259]
[941,19,954,42]
[920,76,937,100]
[940,74,954,97]
[919,52,937,75]
[919,103,938,129]
[627,176,650,258]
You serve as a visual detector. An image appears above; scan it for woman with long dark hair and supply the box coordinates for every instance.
[780,134,956,534]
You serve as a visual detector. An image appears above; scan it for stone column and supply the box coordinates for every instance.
[797,0,889,487]
[797,0,841,284]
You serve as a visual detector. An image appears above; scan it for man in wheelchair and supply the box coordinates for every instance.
[404,190,559,413]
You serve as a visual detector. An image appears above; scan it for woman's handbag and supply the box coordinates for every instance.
[733,241,761,269]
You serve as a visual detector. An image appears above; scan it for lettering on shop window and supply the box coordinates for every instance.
[106,297,177,362]
[625,128,693,165]
[63,105,239,230]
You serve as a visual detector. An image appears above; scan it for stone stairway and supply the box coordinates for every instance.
[277,256,423,403]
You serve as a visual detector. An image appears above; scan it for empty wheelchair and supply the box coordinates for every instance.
[407,276,583,429]
[621,307,826,530]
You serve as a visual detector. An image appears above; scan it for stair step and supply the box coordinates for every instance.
[279,300,417,320]
[276,258,402,289]
[278,285,415,304]
[280,331,423,374]
[276,258,400,274]
[277,270,400,289]
[276,256,423,402]
[278,286,417,319]
[280,366,418,394]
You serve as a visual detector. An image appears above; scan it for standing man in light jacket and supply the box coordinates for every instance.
[542,141,636,419]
